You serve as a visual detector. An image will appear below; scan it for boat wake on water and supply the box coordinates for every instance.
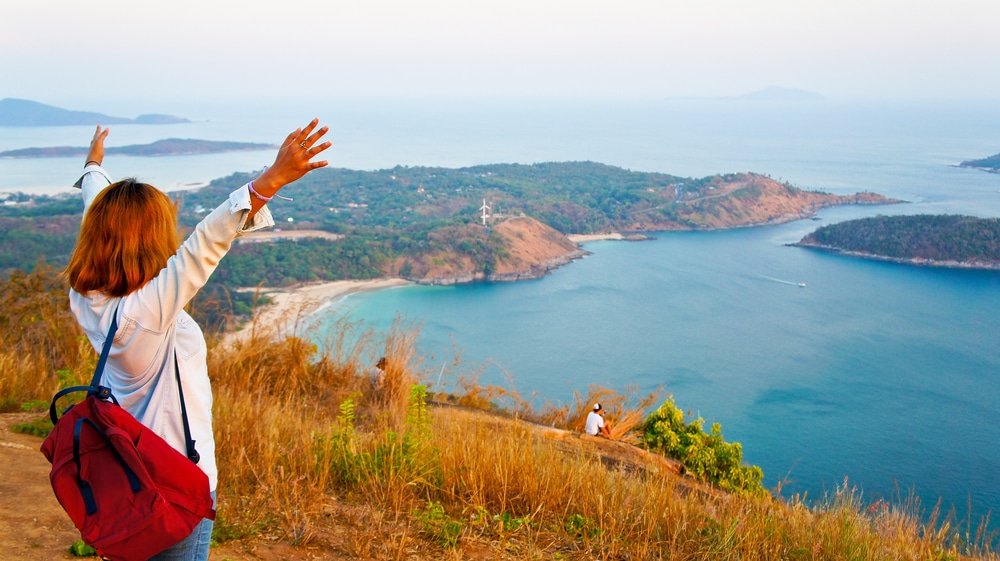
[760,275,807,288]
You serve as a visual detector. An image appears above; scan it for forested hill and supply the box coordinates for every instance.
[179,161,896,234]
[959,152,1000,172]
[795,214,1000,269]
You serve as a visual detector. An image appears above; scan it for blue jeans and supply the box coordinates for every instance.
[148,492,215,561]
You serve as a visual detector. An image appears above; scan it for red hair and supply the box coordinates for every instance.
[67,179,181,297]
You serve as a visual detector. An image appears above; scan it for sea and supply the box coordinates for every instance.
[2,97,999,529]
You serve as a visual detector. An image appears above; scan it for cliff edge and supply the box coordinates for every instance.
[392,216,586,285]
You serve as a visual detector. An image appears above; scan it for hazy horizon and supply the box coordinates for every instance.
[3,0,999,109]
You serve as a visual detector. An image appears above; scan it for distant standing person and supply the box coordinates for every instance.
[369,356,387,389]
[585,403,612,438]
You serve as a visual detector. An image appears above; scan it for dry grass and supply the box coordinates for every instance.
[1,266,997,559]
[447,375,658,445]
[0,264,93,412]
[202,306,997,559]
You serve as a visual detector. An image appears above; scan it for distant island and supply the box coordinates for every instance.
[732,86,825,101]
[0,138,275,158]
[958,152,1000,173]
[794,214,1000,270]
[0,98,189,127]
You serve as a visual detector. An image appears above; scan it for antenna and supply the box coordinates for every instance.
[480,198,492,226]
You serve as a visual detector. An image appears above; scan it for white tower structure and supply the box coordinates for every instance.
[479,198,491,226]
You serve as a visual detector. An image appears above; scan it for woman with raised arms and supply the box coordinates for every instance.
[65,119,332,560]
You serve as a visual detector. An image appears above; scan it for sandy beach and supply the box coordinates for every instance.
[567,232,625,243]
[228,277,410,342]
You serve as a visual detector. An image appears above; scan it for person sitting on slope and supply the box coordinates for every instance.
[585,402,612,438]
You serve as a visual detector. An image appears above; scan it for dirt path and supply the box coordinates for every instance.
[0,412,80,560]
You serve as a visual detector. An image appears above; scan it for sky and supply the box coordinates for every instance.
[2,0,999,108]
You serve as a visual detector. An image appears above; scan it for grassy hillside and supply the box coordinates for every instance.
[178,162,893,234]
[1,266,995,560]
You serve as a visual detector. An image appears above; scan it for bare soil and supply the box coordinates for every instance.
[1,411,80,559]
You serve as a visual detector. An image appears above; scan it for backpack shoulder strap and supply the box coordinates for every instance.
[50,305,121,424]
[173,353,200,464]
[88,304,120,388]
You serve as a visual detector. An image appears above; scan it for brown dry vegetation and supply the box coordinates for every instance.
[623,174,894,232]
[1,266,997,560]
[490,216,585,279]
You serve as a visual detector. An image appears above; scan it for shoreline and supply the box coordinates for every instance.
[229,277,411,342]
[792,242,1000,271]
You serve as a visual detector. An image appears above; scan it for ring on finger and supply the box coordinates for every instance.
[299,141,308,149]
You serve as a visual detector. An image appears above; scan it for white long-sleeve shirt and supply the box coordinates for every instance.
[69,164,274,490]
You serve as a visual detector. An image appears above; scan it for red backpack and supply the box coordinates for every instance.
[41,309,215,561]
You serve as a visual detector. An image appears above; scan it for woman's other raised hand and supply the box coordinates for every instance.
[86,125,110,167]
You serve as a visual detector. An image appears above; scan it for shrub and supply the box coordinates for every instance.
[641,397,765,495]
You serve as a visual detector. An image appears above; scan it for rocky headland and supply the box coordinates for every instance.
[959,152,1000,173]
[610,173,899,232]
[391,216,588,285]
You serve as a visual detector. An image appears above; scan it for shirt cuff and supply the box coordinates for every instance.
[72,164,112,190]
[229,183,274,233]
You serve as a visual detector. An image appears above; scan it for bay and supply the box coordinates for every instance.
[326,218,1000,526]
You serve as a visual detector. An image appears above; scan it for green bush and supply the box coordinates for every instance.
[641,398,764,495]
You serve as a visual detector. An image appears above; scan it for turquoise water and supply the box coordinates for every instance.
[3,98,999,526]
[328,221,1000,525]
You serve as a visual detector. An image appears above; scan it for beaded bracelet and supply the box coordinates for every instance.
[249,181,294,203]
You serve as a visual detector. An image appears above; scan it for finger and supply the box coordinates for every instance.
[306,140,332,154]
[297,118,320,141]
[309,160,329,170]
[307,140,333,157]
[304,125,329,147]
[283,128,301,147]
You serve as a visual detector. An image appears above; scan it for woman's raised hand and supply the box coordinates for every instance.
[254,118,333,196]
[86,125,109,167]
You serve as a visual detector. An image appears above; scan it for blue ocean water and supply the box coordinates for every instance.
[330,223,1000,525]
[3,98,999,526]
